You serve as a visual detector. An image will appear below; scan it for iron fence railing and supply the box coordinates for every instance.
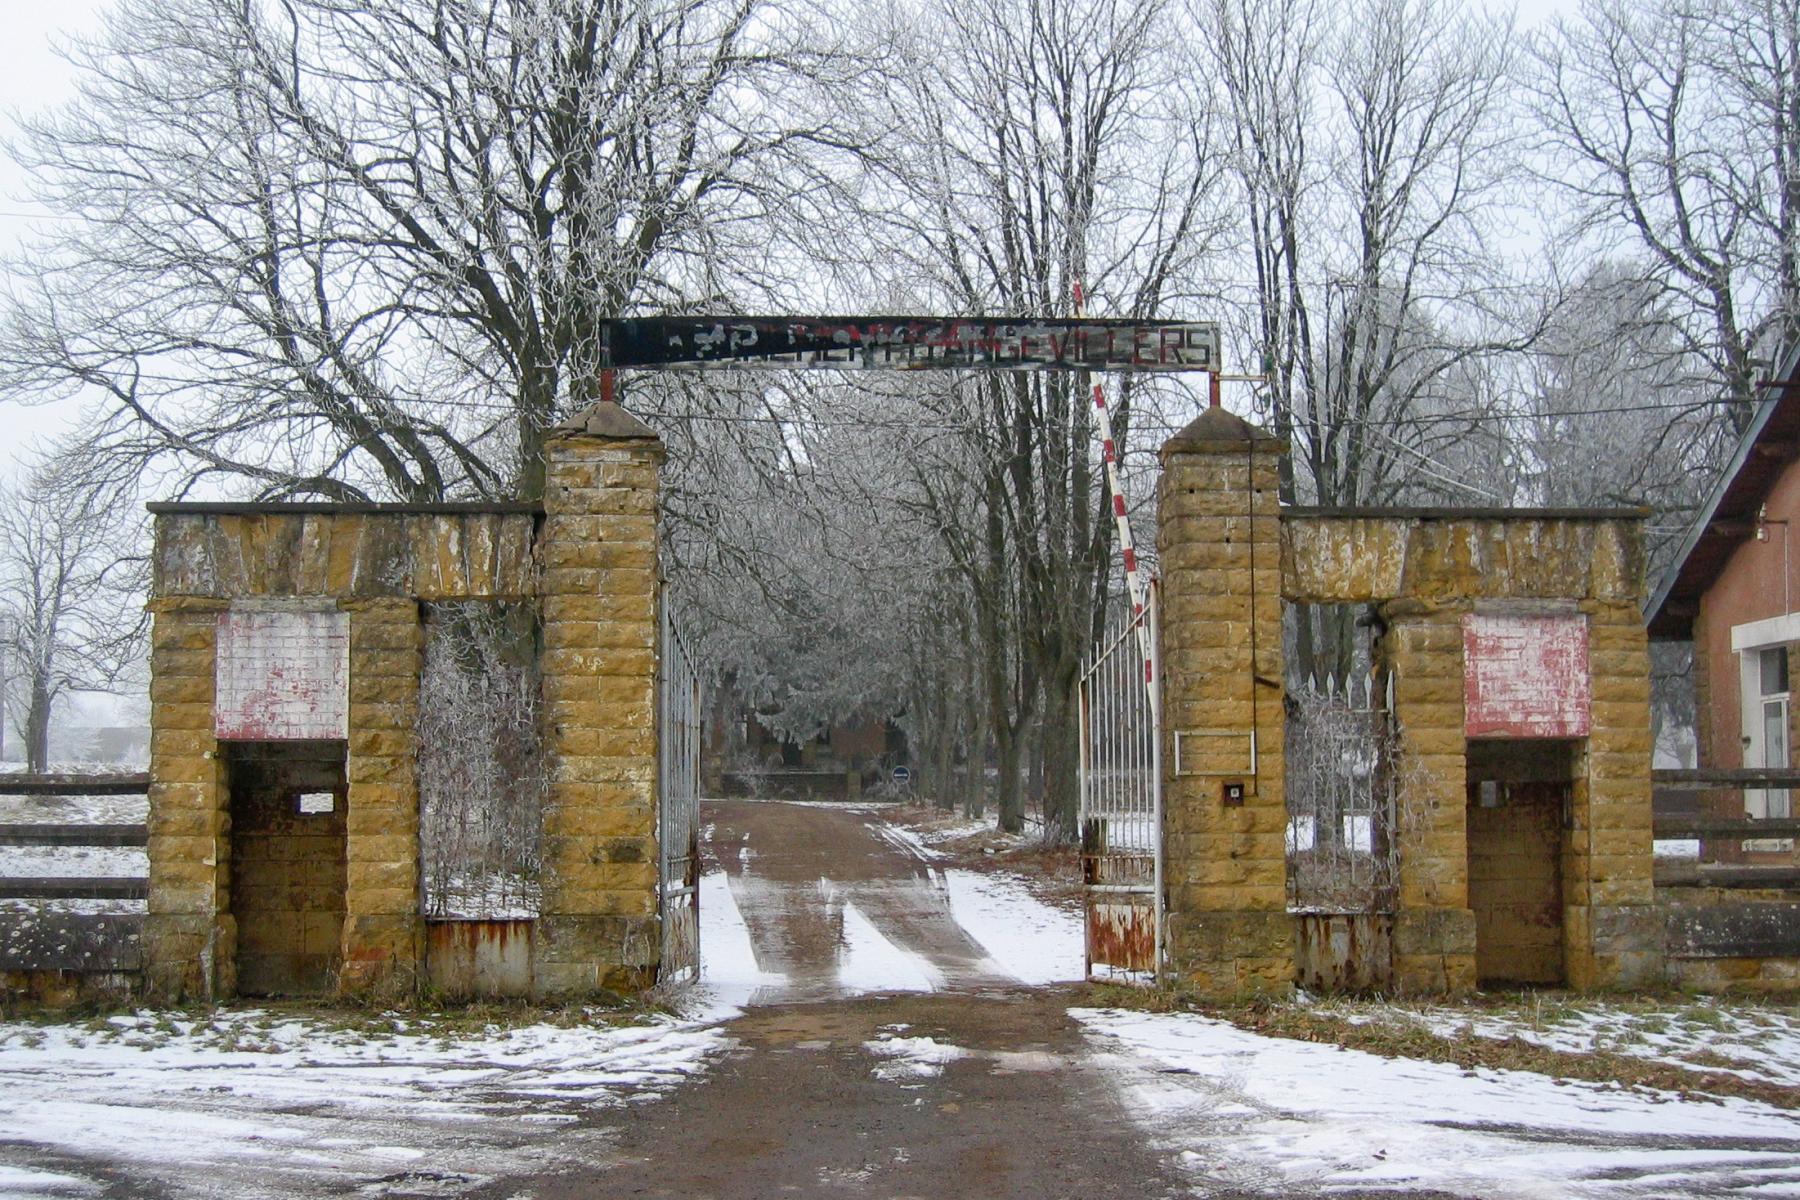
[1285,671,1398,914]
[1076,585,1162,980]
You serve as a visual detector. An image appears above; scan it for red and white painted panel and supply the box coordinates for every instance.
[1462,613,1591,739]
[215,608,350,741]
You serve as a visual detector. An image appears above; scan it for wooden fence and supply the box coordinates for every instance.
[1653,768,1800,889]
[0,773,148,978]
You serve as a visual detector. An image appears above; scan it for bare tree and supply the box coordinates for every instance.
[3,0,873,502]
[1207,0,1530,678]
[417,601,545,918]
[0,456,146,771]
[1531,0,1800,425]
[856,0,1228,835]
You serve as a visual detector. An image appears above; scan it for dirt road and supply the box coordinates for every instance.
[510,799,1195,1200]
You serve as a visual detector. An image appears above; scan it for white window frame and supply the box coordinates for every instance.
[1732,623,1794,849]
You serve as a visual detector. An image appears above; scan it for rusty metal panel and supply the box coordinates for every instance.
[1463,613,1591,738]
[1087,899,1157,975]
[215,608,349,740]
[1294,913,1393,993]
[426,919,534,998]
[607,316,1220,372]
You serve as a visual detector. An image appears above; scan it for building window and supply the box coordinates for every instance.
[1747,645,1792,824]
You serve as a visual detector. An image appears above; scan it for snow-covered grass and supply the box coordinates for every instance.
[0,845,145,878]
[0,1005,730,1197]
[911,815,999,845]
[0,793,147,825]
[1353,994,1800,1089]
[1077,1005,1800,1198]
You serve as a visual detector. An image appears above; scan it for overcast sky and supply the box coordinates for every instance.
[0,0,108,484]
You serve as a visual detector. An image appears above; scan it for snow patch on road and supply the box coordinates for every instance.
[940,868,1083,985]
[692,864,788,1018]
[1075,1006,1800,1198]
[863,1034,968,1082]
[835,888,944,993]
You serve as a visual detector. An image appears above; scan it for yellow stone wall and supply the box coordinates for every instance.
[339,597,423,995]
[1156,443,1658,997]
[1284,512,1658,993]
[145,420,670,1000]
[1381,606,1477,992]
[151,507,538,600]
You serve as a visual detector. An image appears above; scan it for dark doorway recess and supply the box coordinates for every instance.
[227,741,348,995]
[1466,738,1576,988]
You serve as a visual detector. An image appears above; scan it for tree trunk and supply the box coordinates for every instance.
[995,726,1024,833]
[26,677,52,773]
[1042,677,1080,842]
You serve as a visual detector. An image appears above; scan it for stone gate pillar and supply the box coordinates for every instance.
[537,400,665,996]
[339,596,424,994]
[1575,581,1660,988]
[144,597,231,1000]
[1381,601,1478,993]
[1157,407,1290,996]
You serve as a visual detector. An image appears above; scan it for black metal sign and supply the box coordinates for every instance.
[605,316,1220,372]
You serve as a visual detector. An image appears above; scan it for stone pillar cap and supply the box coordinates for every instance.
[1160,405,1285,461]
[552,400,662,442]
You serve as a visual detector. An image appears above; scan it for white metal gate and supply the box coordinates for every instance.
[658,601,702,984]
[1076,584,1163,980]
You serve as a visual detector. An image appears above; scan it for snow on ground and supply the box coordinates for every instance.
[691,864,788,1018]
[908,815,995,846]
[0,794,148,825]
[1076,1006,1800,1199]
[866,821,941,863]
[834,885,946,993]
[0,1007,731,1198]
[0,845,145,878]
[863,1029,968,1083]
[1380,997,1800,1089]
[939,868,1084,985]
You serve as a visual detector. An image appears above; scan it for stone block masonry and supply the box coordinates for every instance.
[536,405,667,997]
[144,597,231,1001]
[142,402,671,1002]
[1156,407,1291,997]
[1156,414,1659,998]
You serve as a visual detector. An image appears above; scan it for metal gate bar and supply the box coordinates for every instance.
[1076,583,1162,980]
[658,600,702,983]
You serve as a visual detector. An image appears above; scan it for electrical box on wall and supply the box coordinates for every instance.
[1222,780,1246,806]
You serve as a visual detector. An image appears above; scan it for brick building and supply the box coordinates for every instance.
[1649,346,1800,794]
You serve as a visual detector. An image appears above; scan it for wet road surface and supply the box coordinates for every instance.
[505,799,1197,1199]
